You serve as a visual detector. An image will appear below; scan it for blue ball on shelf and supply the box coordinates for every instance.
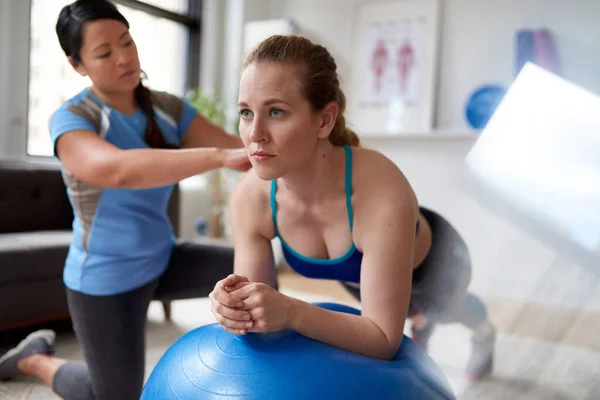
[141,303,455,400]
[465,84,507,129]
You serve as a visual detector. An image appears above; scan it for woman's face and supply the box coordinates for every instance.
[237,61,330,181]
[72,19,141,93]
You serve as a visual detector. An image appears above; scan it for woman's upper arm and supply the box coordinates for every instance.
[51,107,123,188]
[355,158,418,348]
[228,173,276,286]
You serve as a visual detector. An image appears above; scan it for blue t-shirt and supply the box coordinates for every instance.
[49,87,197,295]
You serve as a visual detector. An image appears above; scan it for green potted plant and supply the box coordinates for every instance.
[185,89,228,129]
[185,89,238,239]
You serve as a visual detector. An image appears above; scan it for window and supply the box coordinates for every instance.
[27,0,201,157]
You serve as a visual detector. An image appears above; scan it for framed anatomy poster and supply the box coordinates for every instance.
[348,0,441,135]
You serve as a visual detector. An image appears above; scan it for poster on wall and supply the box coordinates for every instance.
[349,0,440,136]
[361,19,423,106]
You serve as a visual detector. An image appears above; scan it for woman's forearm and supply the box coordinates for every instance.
[114,147,225,189]
[288,298,402,360]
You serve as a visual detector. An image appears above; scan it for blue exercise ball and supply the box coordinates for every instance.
[465,84,506,129]
[142,303,455,400]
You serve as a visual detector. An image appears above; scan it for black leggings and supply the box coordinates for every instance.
[52,240,234,400]
[341,207,488,330]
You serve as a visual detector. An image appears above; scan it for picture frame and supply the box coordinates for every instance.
[347,0,441,136]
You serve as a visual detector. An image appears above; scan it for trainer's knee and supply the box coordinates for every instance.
[52,361,96,400]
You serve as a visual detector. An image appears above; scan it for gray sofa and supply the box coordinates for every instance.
[0,160,179,331]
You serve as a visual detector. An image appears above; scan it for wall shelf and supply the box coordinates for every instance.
[360,130,480,141]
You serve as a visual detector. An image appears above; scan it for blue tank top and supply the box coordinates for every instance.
[271,146,363,283]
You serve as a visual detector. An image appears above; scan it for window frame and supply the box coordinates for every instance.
[113,0,203,91]
[24,0,203,158]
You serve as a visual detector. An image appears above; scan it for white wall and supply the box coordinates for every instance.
[258,0,600,130]
[0,0,30,159]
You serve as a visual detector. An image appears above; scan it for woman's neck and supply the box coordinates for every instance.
[279,142,347,205]
[90,86,138,115]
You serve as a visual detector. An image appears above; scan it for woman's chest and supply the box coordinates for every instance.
[276,198,354,260]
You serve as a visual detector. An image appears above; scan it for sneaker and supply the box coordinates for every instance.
[465,327,496,381]
[0,329,56,381]
[411,321,435,352]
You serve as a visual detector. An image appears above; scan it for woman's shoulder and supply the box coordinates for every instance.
[150,90,183,108]
[351,147,407,183]
[350,146,417,205]
[50,88,102,132]
[229,169,274,237]
[349,147,419,244]
[150,90,197,127]
[230,169,270,207]
[54,87,96,112]
[232,169,272,199]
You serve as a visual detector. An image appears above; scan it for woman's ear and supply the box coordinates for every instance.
[317,102,339,139]
[68,56,87,77]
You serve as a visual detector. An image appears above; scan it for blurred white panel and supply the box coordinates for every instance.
[465,62,600,266]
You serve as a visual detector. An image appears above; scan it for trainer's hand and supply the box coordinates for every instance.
[209,274,254,334]
[221,148,252,172]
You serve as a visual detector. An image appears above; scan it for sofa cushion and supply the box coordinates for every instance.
[0,160,73,234]
[0,279,69,329]
[0,231,72,286]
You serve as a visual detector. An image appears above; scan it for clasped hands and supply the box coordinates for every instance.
[209,274,295,335]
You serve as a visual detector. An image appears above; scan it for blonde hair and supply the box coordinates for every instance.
[244,35,360,147]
